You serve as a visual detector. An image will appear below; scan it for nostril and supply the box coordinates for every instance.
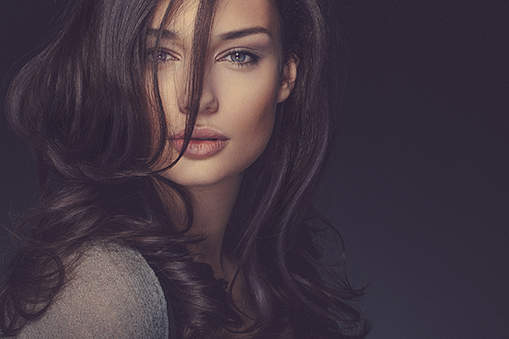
[179,106,191,115]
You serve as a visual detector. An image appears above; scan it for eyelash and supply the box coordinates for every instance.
[146,48,178,63]
[221,49,260,67]
[146,48,260,68]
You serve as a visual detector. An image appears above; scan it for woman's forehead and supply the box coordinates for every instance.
[151,0,278,42]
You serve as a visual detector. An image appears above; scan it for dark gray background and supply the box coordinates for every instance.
[1,1,508,338]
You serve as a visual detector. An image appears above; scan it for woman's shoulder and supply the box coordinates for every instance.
[16,241,169,339]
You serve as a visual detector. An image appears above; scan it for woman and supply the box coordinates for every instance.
[1,0,368,338]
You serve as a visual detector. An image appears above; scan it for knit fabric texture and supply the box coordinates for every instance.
[15,241,169,338]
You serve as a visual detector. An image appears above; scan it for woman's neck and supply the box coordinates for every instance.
[185,174,242,280]
[182,174,259,327]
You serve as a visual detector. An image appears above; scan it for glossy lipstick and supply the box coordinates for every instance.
[171,128,228,158]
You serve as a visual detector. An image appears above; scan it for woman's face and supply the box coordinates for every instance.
[149,0,296,189]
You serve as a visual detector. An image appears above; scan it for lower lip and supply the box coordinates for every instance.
[172,139,227,158]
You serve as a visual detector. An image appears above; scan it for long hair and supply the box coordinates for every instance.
[0,0,369,338]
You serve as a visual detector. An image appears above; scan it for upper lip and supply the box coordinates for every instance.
[171,127,228,141]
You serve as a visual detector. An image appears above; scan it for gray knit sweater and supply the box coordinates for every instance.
[16,242,170,338]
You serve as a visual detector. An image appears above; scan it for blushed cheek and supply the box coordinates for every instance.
[145,70,184,166]
[245,95,277,159]
[254,102,276,138]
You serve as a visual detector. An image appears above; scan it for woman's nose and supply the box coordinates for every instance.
[177,73,218,115]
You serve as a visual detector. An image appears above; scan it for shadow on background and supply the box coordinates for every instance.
[1,1,508,338]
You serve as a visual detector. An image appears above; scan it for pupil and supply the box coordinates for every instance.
[233,52,246,62]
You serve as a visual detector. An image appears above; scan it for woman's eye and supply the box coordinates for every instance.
[222,50,259,67]
[230,52,248,62]
[147,49,177,62]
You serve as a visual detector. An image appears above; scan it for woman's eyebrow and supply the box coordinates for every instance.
[218,27,273,41]
[147,28,179,40]
[146,27,272,42]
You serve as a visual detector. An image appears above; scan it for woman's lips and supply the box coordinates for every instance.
[171,128,228,158]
